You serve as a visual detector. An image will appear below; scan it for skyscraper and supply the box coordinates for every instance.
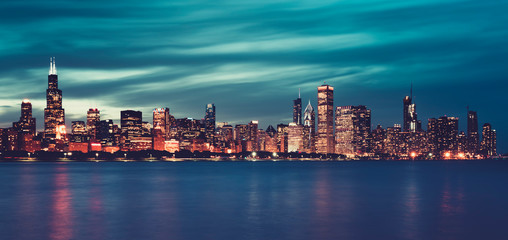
[87,108,100,140]
[15,99,36,135]
[44,57,65,140]
[335,105,371,156]
[153,108,170,138]
[71,121,87,143]
[248,120,259,151]
[288,122,304,152]
[293,90,302,125]
[317,84,334,154]
[402,84,420,132]
[467,110,479,154]
[153,108,170,151]
[205,103,216,144]
[427,116,459,155]
[121,110,142,138]
[303,100,315,153]
[481,123,497,157]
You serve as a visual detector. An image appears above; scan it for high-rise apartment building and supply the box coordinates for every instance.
[427,116,459,155]
[481,123,497,157]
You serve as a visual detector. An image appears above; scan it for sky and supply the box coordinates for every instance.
[0,0,507,153]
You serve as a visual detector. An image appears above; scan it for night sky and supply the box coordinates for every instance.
[0,0,506,153]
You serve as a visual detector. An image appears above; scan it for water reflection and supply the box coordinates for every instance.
[50,165,74,240]
[401,174,421,239]
[88,170,105,240]
[17,164,37,239]
[312,167,352,239]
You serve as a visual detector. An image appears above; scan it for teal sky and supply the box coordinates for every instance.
[0,0,506,152]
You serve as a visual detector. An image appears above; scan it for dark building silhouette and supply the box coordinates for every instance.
[121,110,143,146]
[467,110,479,154]
[293,89,302,125]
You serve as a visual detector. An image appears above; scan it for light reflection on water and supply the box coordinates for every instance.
[1,161,508,240]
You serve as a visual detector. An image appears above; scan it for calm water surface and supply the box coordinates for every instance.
[0,161,507,240]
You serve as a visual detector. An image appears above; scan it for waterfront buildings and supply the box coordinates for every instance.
[317,84,334,154]
[335,105,371,156]
[44,57,65,145]
[0,60,499,157]
[293,90,302,125]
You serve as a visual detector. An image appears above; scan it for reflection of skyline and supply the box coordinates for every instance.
[87,170,105,240]
[438,176,466,237]
[50,165,74,240]
[400,172,421,240]
[312,167,353,239]
[16,165,37,240]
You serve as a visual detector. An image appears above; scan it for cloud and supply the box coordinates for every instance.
[0,0,507,152]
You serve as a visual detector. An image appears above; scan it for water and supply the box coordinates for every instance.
[0,161,507,240]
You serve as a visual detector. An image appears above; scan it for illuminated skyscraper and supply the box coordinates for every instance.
[277,124,289,153]
[427,116,459,155]
[288,122,304,152]
[248,120,259,151]
[335,105,371,156]
[15,99,36,135]
[205,103,216,143]
[153,108,170,138]
[303,100,315,153]
[317,84,334,154]
[71,121,87,143]
[293,90,302,125]
[402,84,421,132]
[121,110,142,138]
[153,108,169,151]
[97,120,115,146]
[481,123,497,157]
[87,108,100,139]
[467,110,479,154]
[44,57,65,140]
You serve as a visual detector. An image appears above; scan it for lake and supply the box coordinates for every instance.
[0,160,507,240]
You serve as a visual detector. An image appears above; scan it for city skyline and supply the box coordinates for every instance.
[0,59,498,157]
[0,0,506,153]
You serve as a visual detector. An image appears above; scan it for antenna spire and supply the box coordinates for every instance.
[53,57,57,75]
[298,88,301,98]
[410,81,413,100]
[49,57,53,75]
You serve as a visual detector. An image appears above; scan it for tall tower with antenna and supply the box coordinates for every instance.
[293,88,302,125]
[44,57,66,143]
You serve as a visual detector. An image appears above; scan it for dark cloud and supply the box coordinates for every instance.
[0,0,507,152]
